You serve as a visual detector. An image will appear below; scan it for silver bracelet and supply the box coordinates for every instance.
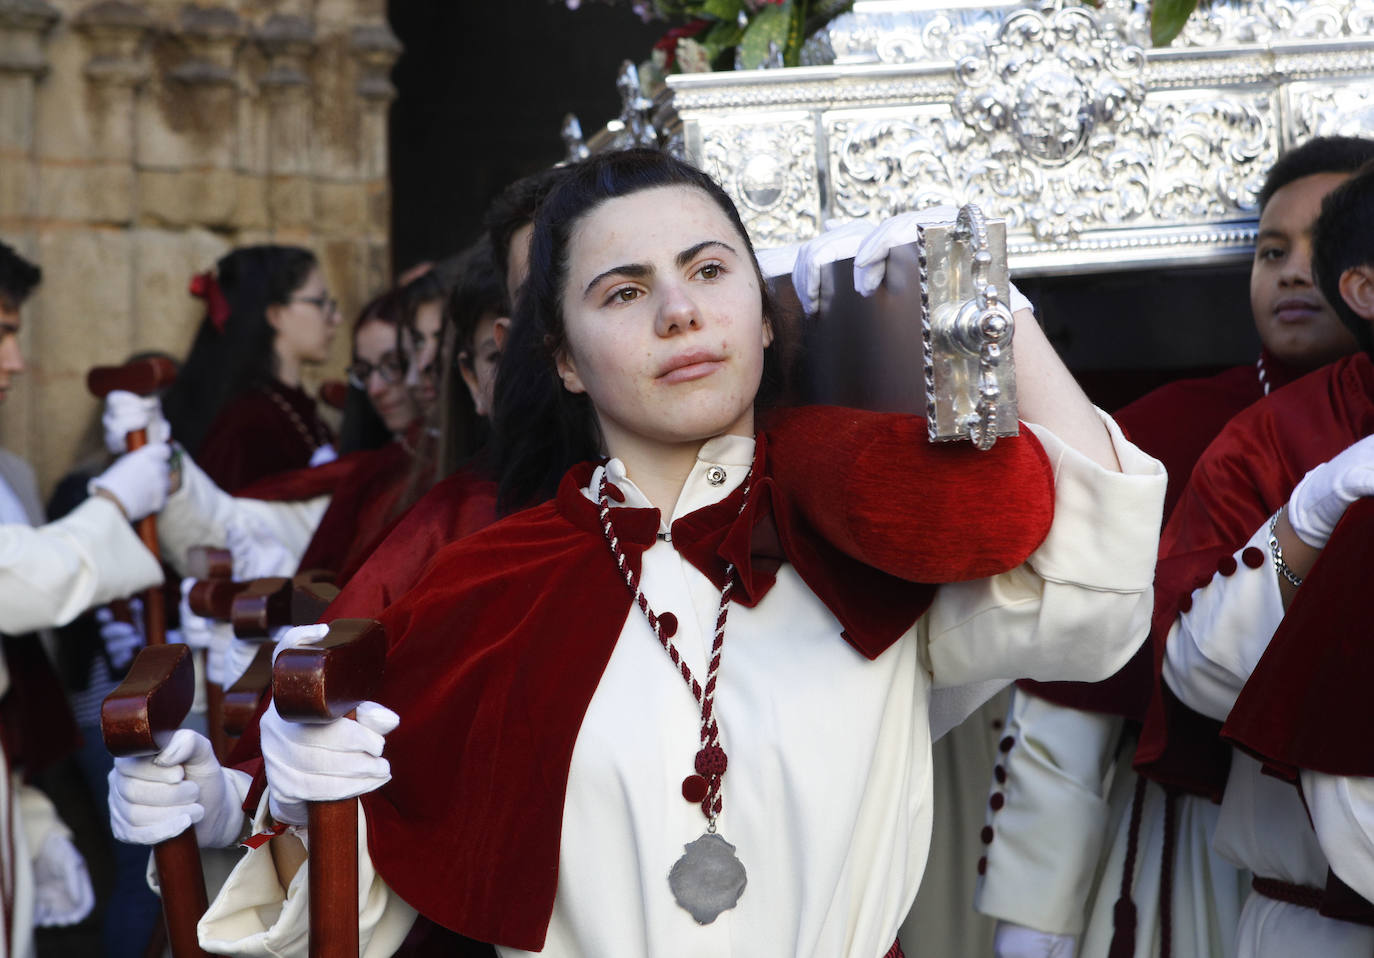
[1267,507,1304,588]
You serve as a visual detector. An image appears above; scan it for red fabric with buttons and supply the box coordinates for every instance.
[1134,353,1374,799]
[1222,497,1374,778]
[1015,356,1293,719]
[360,406,1055,949]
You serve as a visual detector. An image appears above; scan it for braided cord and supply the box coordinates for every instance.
[597,466,751,825]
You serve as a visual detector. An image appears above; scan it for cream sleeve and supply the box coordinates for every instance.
[0,496,163,634]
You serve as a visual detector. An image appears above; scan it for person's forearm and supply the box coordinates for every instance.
[1012,309,1121,473]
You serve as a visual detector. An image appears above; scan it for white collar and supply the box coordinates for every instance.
[583,434,756,533]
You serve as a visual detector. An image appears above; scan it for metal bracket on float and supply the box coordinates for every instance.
[922,204,1018,450]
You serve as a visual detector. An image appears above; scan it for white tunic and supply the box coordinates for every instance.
[157,452,329,576]
[0,488,162,636]
[974,687,1247,958]
[1163,523,1374,956]
[201,413,1166,958]
[0,450,117,957]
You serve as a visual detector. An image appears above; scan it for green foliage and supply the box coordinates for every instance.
[736,1,794,69]
[1151,0,1198,46]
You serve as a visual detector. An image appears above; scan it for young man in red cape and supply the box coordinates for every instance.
[1128,160,1374,955]
[974,136,1374,958]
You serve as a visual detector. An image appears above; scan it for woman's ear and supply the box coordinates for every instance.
[493,317,511,352]
[761,315,774,349]
[264,302,286,334]
[553,347,586,395]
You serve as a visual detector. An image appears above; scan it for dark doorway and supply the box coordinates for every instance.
[387,0,664,273]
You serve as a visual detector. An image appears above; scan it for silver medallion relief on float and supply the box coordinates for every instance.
[668,832,747,924]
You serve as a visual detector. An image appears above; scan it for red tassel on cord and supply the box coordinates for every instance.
[1107,896,1138,958]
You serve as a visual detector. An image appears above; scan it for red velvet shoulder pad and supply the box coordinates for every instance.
[764,406,1054,582]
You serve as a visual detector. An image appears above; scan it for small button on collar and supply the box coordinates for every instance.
[705,465,727,486]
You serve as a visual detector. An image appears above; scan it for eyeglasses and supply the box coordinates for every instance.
[347,352,407,390]
[293,293,338,315]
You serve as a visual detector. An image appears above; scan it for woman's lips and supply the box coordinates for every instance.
[658,350,725,384]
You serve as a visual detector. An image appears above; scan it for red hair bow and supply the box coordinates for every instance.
[189,270,232,333]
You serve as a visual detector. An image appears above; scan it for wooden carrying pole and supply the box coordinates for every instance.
[272,619,386,958]
[87,357,178,645]
[102,644,211,958]
[185,546,238,761]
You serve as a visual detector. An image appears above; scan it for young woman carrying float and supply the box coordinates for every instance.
[145,149,1164,957]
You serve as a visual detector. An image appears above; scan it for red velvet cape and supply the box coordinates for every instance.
[1222,496,1374,778]
[1018,357,1287,718]
[361,406,1055,949]
[197,381,335,493]
[227,462,499,784]
[1133,352,1374,797]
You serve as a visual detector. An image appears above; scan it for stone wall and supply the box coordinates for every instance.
[0,0,399,496]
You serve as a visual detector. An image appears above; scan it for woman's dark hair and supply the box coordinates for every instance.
[491,148,788,513]
[392,240,510,518]
[337,287,406,454]
[162,245,317,456]
[1312,159,1374,356]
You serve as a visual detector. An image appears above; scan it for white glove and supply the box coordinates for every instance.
[791,219,875,315]
[850,206,959,297]
[851,207,1034,314]
[32,833,94,927]
[202,621,236,687]
[212,634,261,689]
[89,442,171,521]
[103,390,171,455]
[107,729,250,849]
[177,578,214,651]
[95,600,145,670]
[261,624,397,826]
[993,921,1078,958]
[1287,433,1374,548]
[225,515,297,581]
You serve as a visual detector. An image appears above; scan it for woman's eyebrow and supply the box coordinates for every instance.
[583,263,651,298]
[676,240,738,268]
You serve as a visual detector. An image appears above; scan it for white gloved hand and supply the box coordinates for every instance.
[850,206,959,297]
[225,514,297,581]
[851,207,1034,315]
[95,601,145,671]
[103,390,171,455]
[89,442,171,522]
[32,833,95,927]
[107,729,250,849]
[214,635,261,690]
[791,219,875,316]
[261,622,397,827]
[993,921,1078,958]
[1287,433,1374,548]
[177,578,214,651]
[202,620,236,688]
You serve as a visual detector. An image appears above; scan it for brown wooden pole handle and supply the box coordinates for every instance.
[307,799,359,958]
[152,829,211,958]
[124,425,167,646]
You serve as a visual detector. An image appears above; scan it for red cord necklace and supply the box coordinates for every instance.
[597,463,752,925]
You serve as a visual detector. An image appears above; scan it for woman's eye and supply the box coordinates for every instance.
[1258,246,1284,262]
[612,287,640,303]
[698,263,721,279]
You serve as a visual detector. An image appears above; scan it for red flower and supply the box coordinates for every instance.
[653,17,711,71]
[188,270,232,333]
